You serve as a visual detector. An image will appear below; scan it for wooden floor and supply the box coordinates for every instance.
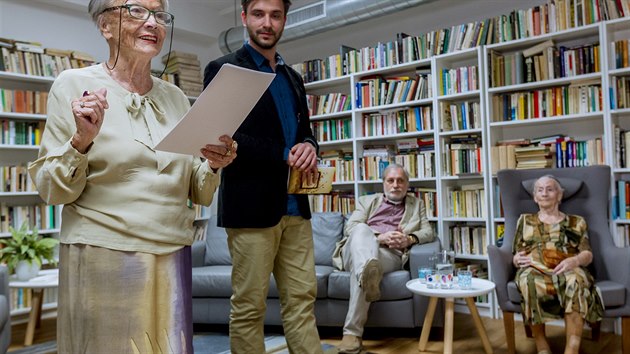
[8,313,623,353]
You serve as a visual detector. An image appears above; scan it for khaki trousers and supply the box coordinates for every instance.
[342,224,403,337]
[226,216,323,354]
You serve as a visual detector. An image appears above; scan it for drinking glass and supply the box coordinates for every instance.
[425,270,439,289]
[418,267,432,283]
[458,270,473,290]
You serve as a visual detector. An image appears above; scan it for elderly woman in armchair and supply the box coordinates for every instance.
[512,175,604,354]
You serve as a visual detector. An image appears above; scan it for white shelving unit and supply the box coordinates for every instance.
[303,17,630,319]
[0,71,61,316]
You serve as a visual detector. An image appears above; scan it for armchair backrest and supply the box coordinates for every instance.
[497,165,613,282]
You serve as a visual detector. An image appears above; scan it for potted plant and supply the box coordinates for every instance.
[0,221,59,281]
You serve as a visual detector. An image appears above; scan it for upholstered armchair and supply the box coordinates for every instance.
[0,265,10,353]
[488,166,630,354]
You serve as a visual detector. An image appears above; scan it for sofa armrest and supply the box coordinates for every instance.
[408,239,441,278]
[191,240,207,268]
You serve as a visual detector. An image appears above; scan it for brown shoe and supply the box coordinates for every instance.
[337,335,362,354]
[361,258,382,302]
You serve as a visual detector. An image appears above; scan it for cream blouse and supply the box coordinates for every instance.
[28,64,219,255]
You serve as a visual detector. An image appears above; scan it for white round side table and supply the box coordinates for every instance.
[406,277,496,354]
[9,268,59,346]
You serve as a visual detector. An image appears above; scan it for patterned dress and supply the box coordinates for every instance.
[512,213,604,325]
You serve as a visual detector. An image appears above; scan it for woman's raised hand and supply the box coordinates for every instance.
[71,88,108,153]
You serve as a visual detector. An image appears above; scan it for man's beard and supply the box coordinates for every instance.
[247,26,283,49]
[385,190,405,202]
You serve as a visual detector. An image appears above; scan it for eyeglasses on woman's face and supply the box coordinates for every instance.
[101,4,174,26]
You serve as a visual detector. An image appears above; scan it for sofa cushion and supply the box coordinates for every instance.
[327,270,412,301]
[311,212,344,266]
[192,265,334,299]
[192,265,233,297]
[204,216,232,266]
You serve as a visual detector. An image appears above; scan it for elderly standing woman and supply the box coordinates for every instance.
[28,0,236,352]
[512,175,604,354]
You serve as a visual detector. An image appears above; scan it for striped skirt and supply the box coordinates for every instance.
[57,243,192,354]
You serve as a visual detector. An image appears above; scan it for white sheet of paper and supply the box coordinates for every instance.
[154,63,275,157]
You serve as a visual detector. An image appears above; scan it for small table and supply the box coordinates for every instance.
[406,277,496,354]
[9,269,59,346]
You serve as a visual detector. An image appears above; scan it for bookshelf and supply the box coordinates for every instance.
[0,69,61,316]
[299,3,630,319]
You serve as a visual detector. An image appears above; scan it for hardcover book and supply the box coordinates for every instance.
[287,166,335,194]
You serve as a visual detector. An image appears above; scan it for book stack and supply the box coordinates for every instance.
[162,51,203,97]
[514,144,553,169]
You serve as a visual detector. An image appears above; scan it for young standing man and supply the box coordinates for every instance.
[203,0,323,353]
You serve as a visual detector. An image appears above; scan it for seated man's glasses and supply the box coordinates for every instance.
[101,4,174,26]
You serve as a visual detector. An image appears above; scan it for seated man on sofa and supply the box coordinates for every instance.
[333,163,435,354]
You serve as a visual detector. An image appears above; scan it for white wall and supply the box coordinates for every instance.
[0,0,548,69]
[0,0,229,69]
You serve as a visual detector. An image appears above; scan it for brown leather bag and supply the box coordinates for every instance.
[542,248,569,268]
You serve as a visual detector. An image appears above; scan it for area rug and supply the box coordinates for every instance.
[8,335,337,354]
[192,332,287,353]
[8,341,56,354]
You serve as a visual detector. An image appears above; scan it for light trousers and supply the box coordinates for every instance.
[341,224,403,337]
[226,216,323,354]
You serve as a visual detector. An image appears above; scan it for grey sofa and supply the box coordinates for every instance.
[0,265,10,353]
[192,212,443,330]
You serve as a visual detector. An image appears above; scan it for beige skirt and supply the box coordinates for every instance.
[57,243,192,354]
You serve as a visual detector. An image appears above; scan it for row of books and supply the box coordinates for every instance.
[393,152,436,179]
[445,184,486,218]
[293,0,630,84]
[1,165,36,193]
[409,187,438,218]
[360,106,433,137]
[308,192,355,214]
[0,37,95,77]
[613,224,630,247]
[320,150,354,182]
[1,120,45,145]
[439,101,482,131]
[490,136,605,173]
[310,118,352,142]
[442,135,483,176]
[614,124,630,168]
[307,93,351,116]
[438,65,479,96]
[611,76,630,109]
[354,71,432,108]
[616,180,630,220]
[0,204,57,233]
[489,41,601,87]
[611,39,630,69]
[9,287,58,312]
[0,89,48,115]
[450,224,488,256]
[490,82,603,121]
